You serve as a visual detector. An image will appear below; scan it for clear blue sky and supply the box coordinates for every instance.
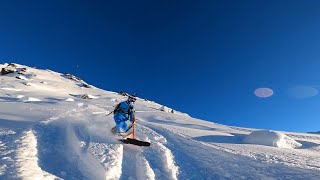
[1,0,320,132]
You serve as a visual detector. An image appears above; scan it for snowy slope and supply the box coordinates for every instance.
[1,63,320,180]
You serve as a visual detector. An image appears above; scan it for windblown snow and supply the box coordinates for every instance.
[1,63,320,180]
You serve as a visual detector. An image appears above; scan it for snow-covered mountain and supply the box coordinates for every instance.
[309,131,320,134]
[1,63,320,180]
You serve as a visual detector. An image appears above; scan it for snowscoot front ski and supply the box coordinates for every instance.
[119,138,150,146]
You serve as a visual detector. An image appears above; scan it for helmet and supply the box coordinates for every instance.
[127,95,137,103]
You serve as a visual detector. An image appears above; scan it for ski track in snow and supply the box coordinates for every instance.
[0,129,19,179]
[1,64,320,179]
[89,143,123,180]
[15,130,59,179]
[0,129,59,180]
[137,125,178,180]
[139,119,320,180]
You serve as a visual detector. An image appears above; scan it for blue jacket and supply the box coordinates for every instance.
[114,101,135,122]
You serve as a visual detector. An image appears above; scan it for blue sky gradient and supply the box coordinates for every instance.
[1,0,320,132]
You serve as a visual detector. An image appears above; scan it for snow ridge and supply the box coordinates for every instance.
[16,130,58,180]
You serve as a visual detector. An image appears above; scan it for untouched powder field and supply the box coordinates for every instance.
[1,63,320,179]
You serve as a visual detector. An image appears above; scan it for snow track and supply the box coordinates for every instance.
[16,130,58,179]
[120,145,153,180]
[32,108,159,180]
[0,129,19,179]
[89,143,123,180]
[35,122,87,179]
[137,124,179,180]
[0,129,58,179]
[141,120,320,179]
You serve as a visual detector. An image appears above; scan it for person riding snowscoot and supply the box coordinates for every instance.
[113,95,136,134]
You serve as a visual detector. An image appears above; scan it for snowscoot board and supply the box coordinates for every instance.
[119,138,151,147]
[119,127,151,147]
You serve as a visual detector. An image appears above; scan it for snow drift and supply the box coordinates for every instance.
[243,130,302,149]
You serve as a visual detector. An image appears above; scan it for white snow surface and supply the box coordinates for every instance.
[243,130,302,149]
[1,63,320,180]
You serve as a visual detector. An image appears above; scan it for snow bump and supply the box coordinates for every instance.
[243,130,302,149]
[23,97,42,102]
[65,98,75,102]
